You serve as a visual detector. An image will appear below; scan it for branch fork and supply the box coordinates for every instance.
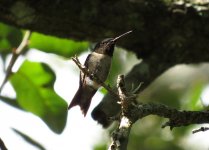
[72,56,209,150]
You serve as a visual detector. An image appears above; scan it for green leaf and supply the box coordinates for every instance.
[0,22,23,53]
[0,23,12,38]
[93,144,107,150]
[29,32,89,57]
[10,60,68,133]
[0,38,12,50]
[183,81,205,110]
[12,128,46,150]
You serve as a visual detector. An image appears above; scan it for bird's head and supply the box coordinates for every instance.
[93,30,132,56]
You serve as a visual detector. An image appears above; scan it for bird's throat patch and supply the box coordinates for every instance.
[85,76,100,89]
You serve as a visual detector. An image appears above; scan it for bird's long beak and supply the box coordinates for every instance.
[112,30,132,42]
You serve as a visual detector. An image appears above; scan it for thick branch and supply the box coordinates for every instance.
[92,61,170,127]
[0,0,209,64]
[108,102,209,150]
[136,103,209,129]
[109,74,209,149]
[109,75,135,150]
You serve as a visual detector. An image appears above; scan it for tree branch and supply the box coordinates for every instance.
[0,0,209,64]
[0,138,7,150]
[137,103,209,129]
[0,30,31,93]
[108,75,137,150]
[108,75,209,150]
[71,55,209,149]
[92,61,171,127]
[192,127,209,134]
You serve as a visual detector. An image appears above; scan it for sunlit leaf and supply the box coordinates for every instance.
[0,22,23,53]
[99,88,108,95]
[10,60,68,133]
[29,32,89,57]
[12,128,46,150]
[183,81,205,110]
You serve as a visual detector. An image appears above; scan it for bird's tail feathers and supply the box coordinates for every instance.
[68,86,96,116]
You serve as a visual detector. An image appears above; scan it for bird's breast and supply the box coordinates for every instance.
[82,52,112,89]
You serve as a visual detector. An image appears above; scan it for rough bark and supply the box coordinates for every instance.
[0,0,209,63]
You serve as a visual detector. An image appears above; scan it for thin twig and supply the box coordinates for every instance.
[0,95,20,108]
[131,82,143,94]
[192,127,209,134]
[71,56,119,99]
[0,138,8,150]
[0,30,31,93]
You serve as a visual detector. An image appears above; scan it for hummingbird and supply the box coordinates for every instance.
[68,31,132,116]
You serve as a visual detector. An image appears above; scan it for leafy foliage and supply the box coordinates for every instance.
[29,32,89,57]
[10,60,68,133]
[0,22,91,134]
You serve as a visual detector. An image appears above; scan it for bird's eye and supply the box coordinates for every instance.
[100,42,104,46]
